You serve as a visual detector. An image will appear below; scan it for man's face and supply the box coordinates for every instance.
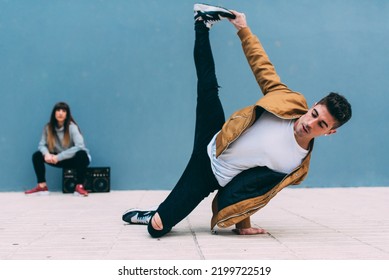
[294,103,337,140]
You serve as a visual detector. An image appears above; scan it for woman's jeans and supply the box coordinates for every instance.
[32,150,90,185]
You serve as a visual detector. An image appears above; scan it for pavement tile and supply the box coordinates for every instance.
[0,187,388,260]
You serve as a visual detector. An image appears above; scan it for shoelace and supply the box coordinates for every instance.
[195,11,222,22]
[134,211,153,224]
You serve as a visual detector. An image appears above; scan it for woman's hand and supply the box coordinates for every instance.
[44,154,58,164]
[51,155,58,164]
[44,154,53,163]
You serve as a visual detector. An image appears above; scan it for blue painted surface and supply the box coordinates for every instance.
[1,1,388,191]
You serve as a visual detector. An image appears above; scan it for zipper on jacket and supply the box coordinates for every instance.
[217,202,267,226]
[218,106,257,156]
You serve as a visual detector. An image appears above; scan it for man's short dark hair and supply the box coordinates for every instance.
[317,92,352,129]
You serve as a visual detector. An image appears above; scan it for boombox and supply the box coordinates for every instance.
[62,167,110,193]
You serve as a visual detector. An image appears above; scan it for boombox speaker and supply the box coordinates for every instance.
[62,167,110,193]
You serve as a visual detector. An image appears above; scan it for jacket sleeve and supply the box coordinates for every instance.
[238,27,289,95]
[235,217,251,229]
[38,126,50,156]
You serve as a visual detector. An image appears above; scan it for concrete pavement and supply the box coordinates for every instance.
[1,187,388,260]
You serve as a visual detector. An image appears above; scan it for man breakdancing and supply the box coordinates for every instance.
[122,3,352,237]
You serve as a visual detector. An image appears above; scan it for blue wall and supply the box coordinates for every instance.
[1,0,388,191]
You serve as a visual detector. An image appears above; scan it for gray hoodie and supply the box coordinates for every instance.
[38,122,91,162]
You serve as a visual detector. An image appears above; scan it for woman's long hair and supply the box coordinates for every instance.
[46,102,78,152]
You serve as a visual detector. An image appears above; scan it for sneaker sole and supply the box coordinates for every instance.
[25,191,50,196]
[194,3,236,19]
[73,192,88,197]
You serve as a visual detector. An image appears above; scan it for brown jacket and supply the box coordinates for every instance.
[211,27,314,229]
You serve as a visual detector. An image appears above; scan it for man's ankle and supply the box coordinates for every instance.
[195,20,209,32]
[147,221,172,238]
[151,212,164,230]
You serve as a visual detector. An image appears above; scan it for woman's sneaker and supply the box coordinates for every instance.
[25,185,49,195]
[194,3,236,29]
[122,206,157,225]
[74,184,88,196]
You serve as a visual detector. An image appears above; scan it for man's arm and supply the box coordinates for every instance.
[233,217,267,235]
[229,11,290,95]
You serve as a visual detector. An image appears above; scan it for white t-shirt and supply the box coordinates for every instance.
[207,111,308,187]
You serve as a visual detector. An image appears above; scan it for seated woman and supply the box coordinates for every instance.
[25,102,91,196]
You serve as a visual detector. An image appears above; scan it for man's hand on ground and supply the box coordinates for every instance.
[232,227,267,235]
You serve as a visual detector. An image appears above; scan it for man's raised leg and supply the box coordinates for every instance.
[146,11,229,238]
[123,4,233,238]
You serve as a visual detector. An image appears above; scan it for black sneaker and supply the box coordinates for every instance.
[194,3,236,29]
[122,207,157,225]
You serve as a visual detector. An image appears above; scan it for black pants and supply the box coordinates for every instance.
[148,22,225,237]
[32,150,90,184]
